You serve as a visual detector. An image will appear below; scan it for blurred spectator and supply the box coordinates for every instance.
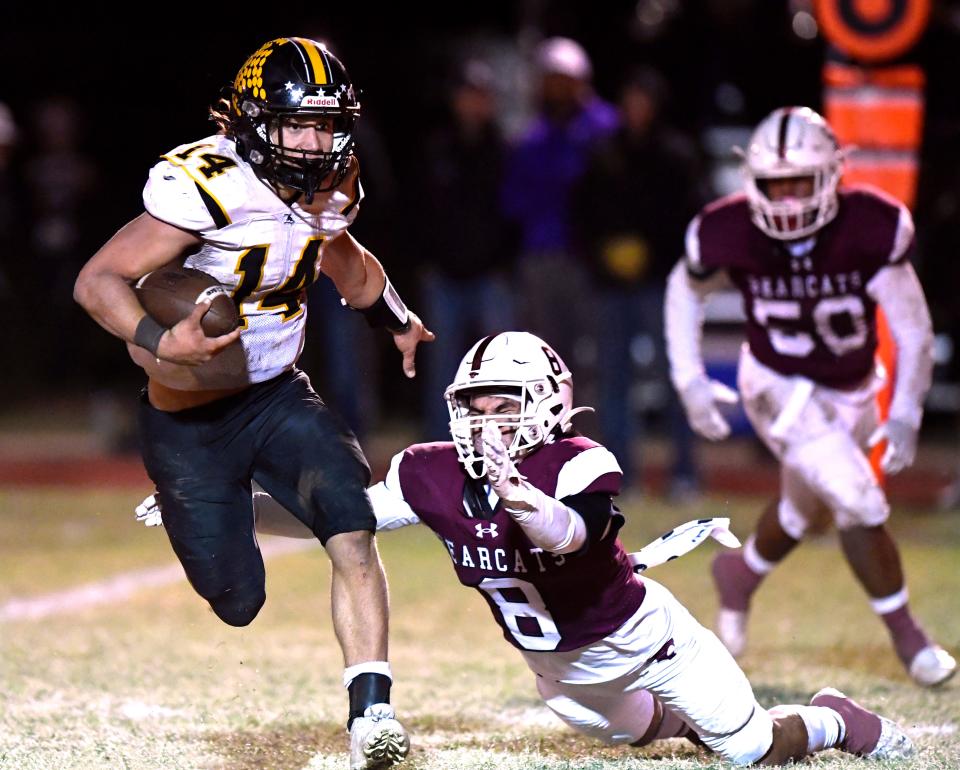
[573,67,703,495]
[23,96,99,380]
[0,101,29,394]
[415,58,517,440]
[0,102,19,301]
[501,37,619,364]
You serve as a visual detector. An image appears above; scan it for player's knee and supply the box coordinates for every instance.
[325,529,378,571]
[777,497,808,540]
[700,705,774,766]
[208,586,266,627]
[834,484,889,530]
[784,435,888,528]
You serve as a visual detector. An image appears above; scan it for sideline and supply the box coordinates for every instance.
[0,537,319,622]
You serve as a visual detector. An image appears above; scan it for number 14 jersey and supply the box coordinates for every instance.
[685,186,914,389]
[134,133,362,390]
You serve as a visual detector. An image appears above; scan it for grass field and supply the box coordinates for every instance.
[1,486,957,769]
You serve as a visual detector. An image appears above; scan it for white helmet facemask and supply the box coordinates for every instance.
[739,106,843,241]
[445,332,593,479]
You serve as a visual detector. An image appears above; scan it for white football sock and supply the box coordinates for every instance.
[870,587,909,615]
[343,661,393,689]
[743,535,776,575]
[769,704,844,753]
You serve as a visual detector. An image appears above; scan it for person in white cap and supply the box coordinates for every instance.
[501,37,618,365]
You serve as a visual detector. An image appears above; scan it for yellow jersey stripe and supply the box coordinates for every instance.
[293,37,329,85]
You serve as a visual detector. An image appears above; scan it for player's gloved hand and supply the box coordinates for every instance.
[679,376,740,441]
[868,418,918,475]
[135,493,164,527]
[481,422,536,512]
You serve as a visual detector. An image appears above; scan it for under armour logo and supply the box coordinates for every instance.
[475,522,499,539]
[284,214,294,224]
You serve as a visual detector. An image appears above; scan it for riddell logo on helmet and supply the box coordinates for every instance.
[300,95,339,108]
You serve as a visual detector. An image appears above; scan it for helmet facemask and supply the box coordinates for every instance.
[743,164,840,240]
[447,381,565,480]
[234,101,358,202]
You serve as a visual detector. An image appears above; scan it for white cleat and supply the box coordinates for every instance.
[810,687,913,760]
[349,703,410,770]
[909,645,957,687]
[715,608,748,658]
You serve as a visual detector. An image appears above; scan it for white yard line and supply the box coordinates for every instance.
[0,537,318,622]
[910,723,957,736]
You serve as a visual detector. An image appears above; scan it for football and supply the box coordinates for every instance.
[134,266,239,337]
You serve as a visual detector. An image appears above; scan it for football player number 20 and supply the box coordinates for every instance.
[753,296,868,358]
[478,577,562,651]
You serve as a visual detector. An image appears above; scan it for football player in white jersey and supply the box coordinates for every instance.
[75,37,428,769]
[664,106,955,687]
[140,332,915,765]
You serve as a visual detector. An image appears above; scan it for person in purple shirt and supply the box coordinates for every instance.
[665,107,956,687]
[500,38,619,361]
[142,331,914,764]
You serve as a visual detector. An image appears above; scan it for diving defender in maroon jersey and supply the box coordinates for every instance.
[665,106,955,686]
[137,331,916,763]
[366,332,912,763]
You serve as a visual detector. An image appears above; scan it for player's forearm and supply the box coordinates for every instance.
[74,267,147,343]
[322,231,386,308]
[502,485,587,554]
[869,263,934,427]
[664,260,709,390]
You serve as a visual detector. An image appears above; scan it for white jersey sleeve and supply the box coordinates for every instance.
[143,157,220,233]
[368,450,421,531]
[555,446,622,500]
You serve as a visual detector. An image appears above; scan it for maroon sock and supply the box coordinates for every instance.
[810,690,881,756]
[712,551,764,611]
[880,605,931,665]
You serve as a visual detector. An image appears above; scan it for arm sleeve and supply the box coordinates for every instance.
[505,488,588,555]
[560,491,621,547]
[665,259,731,391]
[367,450,421,531]
[866,262,934,428]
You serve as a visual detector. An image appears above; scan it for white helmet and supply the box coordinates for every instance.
[445,332,591,479]
[740,106,843,240]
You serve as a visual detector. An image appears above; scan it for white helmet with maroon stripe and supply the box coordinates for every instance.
[445,332,590,479]
[741,106,843,240]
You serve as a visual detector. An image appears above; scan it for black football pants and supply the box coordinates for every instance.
[137,368,374,626]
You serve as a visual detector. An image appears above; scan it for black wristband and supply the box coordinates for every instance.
[346,276,411,334]
[134,314,168,356]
